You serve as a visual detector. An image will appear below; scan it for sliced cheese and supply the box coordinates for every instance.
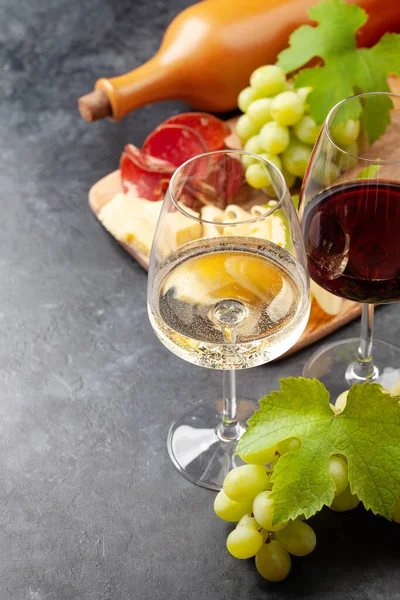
[224,204,253,223]
[250,203,278,217]
[224,223,257,237]
[270,215,287,247]
[98,194,160,256]
[250,204,287,247]
[163,205,202,251]
[223,205,251,236]
[310,280,343,316]
[143,200,163,222]
[200,205,225,238]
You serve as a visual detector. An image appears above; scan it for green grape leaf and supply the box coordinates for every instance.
[357,164,382,179]
[237,378,400,524]
[276,0,400,142]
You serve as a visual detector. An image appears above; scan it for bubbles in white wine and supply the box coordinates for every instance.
[148,237,309,369]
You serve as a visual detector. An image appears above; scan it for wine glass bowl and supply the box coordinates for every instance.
[147,150,310,489]
[300,92,400,395]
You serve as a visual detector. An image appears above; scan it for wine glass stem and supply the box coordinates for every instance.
[219,369,240,441]
[212,299,248,441]
[353,303,377,381]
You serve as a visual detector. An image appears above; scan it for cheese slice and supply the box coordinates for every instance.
[162,206,202,252]
[224,205,253,223]
[250,204,287,247]
[200,205,225,238]
[99,194,161,256]
[310,280,343,316]
[143,200,163,222]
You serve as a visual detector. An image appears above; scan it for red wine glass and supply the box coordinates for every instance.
[299,92,400,398]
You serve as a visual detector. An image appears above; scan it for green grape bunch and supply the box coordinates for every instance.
[236,65,322,191]
[237,0,400,192]
[213,453,354,582]
[214,458,319,581]
[236,64,360,191]
[213,379,400,583]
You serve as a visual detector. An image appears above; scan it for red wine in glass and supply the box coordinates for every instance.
[302,181,400,304]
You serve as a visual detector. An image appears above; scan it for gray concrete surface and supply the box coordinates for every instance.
[1,0,399,598]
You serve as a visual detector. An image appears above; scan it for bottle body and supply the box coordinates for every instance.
[83,0,400,121]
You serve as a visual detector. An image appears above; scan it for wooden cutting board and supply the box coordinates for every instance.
[89,169,362,357]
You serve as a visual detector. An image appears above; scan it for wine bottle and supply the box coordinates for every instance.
[78,0,400,122]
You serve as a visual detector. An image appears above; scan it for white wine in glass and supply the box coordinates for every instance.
[147,151,310,489]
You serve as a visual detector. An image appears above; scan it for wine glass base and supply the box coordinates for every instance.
[167,397,260,491]
[303,338,400,400]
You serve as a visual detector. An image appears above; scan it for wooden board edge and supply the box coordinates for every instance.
[283,301,361,358]
[88,169,150,269]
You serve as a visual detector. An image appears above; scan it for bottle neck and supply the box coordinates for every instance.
[95,55,179,121]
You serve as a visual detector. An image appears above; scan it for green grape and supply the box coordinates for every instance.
[294,115,321,145]
[242,155,256,169]
[275,519,317,556]
[277,437,301,455]
[242,135,263,168]
[343,140,359,156]
[255,540,291,582]
[239,444,277,466]
[223,464,270,502]
[335,390,349,412]
[329,456,348,496]
[253,490,287,532]
[332,119,360,146]
[391,380,400,396]
[282,142,312,177]
[270,91,304,126]
[296,86,313,104]
[247,98,273,128]
[238,86,258,113]
[259,152,282,172]
[282,168,296,190]
[392,498,400,523]
[236,114,259,143]
[336,140,359,171]
[237,514,260,529]
[245,163,271,188]
[250,65,286,97]
[330,486,360,512]
[226,524,264,559]
[244,135,263,154]
[214,490,253,522]
[315,159,340,186]
[340,140,359,169]
[284,81,295,91]
[259,121,290,154]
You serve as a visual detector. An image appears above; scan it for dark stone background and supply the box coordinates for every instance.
[1,0,399,598]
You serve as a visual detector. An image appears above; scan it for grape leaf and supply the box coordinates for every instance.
[276,0,400,142]
[237,378,400,524]
[357,164,381,179]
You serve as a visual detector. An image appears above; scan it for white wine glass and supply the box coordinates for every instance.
[147,150,310,490]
